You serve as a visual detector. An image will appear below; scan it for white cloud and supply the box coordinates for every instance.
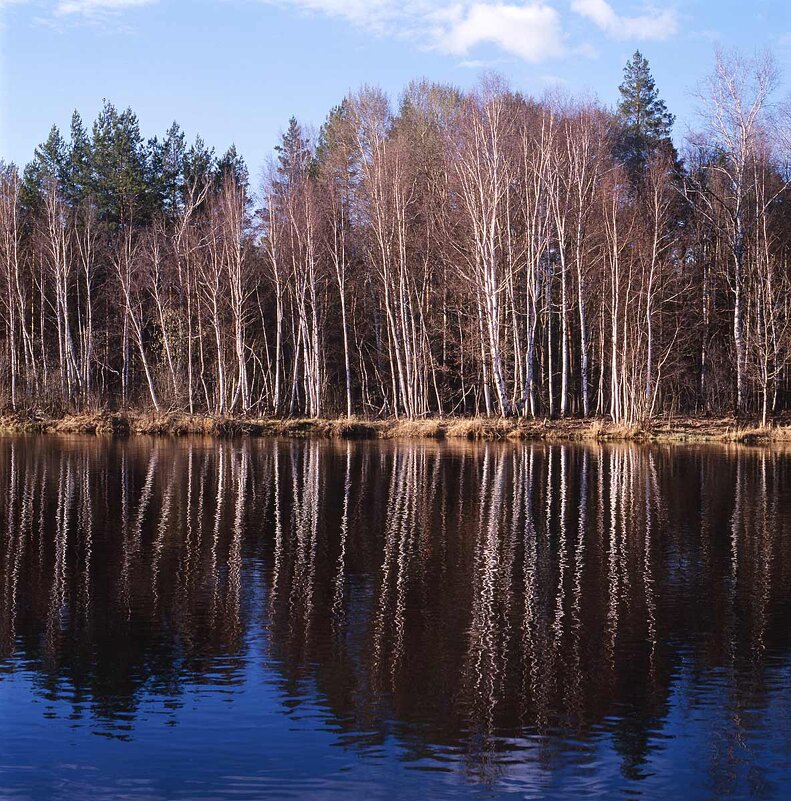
[269,1,679,61]
[54,0,157,17]
[570,0,676,40]
[11,1,678,55]
[437,3,564,62]
[269,1,566,62]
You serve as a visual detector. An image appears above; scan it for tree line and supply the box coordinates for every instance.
[1,50,790,423]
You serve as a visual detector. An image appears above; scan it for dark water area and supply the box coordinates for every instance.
[1,437,791,800]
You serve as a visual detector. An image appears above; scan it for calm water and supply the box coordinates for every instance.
[1,437,791,800]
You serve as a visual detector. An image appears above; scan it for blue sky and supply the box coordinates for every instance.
[2,1,790,184]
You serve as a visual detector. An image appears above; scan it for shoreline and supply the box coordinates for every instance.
[1,411,791,445]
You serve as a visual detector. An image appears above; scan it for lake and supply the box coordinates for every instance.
[1,437,790,800]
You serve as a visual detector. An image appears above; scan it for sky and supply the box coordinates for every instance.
[1,1,790,184]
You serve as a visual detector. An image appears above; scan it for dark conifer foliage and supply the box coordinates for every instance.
[617,51,676,169]
[275,116,315,185]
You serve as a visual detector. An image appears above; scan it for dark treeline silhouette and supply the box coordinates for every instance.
[1,50,790,423]
[1,437,790,794]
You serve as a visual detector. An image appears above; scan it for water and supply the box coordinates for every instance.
[1,437,790,800]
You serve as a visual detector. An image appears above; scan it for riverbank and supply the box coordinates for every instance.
[1,410,791,444]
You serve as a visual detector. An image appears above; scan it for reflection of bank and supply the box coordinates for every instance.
[0,438,789,789]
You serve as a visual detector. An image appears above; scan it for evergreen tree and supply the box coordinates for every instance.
[90,101,150,224]
[316,101,352,166]
[315,101,358,199]
[66,111,92,206]
[215,144,249,192]
[148,122,187,216]
[20,125,69,211]
[182,135,215,197]
[617,51,675,169]
[274,117,314,187]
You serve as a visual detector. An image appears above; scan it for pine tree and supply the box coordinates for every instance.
[20,125,68,211]
[90,101,150,224]
[315,102,352,170]
[148,122,187,216]
[274,117,314,187]
[66,111,92,206]
[182,135,215,196]
[617,51,675,169]
[215,144,249,192]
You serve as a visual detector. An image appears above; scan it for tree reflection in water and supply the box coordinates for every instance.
[1,437,791,798]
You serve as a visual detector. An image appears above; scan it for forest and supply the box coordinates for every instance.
[1,50,790,425]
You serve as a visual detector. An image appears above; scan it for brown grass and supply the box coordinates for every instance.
[0,412,48,434]
[50,412,130,435]
[718,424,791,444]
[2,409,791,446]
[385,419,445,439]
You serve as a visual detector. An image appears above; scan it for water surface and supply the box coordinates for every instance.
[1,437,791,800]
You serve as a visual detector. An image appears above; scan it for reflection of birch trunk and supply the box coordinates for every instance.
[643,453,657,668]
[227,444,248,640]
[372,447,419,686]
[151,461,175,610]
[606,449,620,669]
[120,447,159,613]
[47,454,74,655]
[288,442,320,647]
[465,446,507,733]
[267,441,284,625]
[567,448,588,721]
[77,453,93,625]
[332,442,352,632]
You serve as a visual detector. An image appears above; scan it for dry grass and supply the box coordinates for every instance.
[443,417,512,440]
[50,412,129,435]
[385,419,445,439]
[3,409,791,447]
[719,424,791,444]
[0,412,48,434]
[251,417,374,438]
[598,422,643,441]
